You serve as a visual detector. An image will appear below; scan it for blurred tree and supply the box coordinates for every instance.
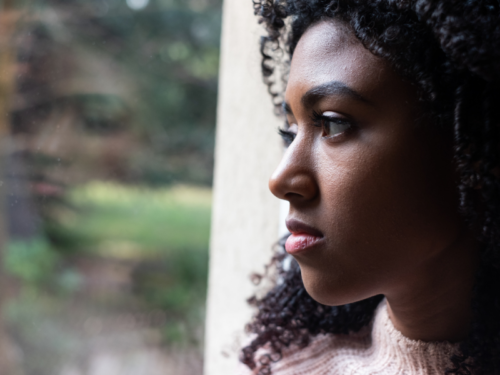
[8,0,221,250]
[0,3,27,375]
[0,2,220,372]
[20,0,222,186]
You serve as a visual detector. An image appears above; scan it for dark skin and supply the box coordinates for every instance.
[268,20,480,342]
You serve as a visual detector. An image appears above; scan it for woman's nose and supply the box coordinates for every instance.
[268,144,318,204]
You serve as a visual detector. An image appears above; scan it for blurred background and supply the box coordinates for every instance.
[0,0,221,374]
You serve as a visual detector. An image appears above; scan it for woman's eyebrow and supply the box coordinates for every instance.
[301,81,372,107]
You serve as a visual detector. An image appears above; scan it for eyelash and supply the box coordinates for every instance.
[278,112,352,146]
[278,126,295,147]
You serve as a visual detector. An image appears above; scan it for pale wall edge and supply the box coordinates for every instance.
[203,0,283,374]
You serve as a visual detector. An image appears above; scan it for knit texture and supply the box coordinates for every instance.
[239,300,460,375]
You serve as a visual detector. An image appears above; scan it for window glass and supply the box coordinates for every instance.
[1,1,220,373]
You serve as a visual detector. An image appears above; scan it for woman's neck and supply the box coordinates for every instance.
[385,229,479,342]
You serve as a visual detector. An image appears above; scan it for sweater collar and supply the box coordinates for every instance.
[370,300,460,371]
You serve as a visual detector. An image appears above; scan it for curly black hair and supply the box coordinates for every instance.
[240,1,500,374]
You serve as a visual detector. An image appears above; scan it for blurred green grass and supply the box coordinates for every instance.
[66,182,212,258]
[65,182,213,322]
[5,182,213,361]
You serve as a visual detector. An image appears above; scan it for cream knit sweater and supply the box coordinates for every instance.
[239,300,459,375]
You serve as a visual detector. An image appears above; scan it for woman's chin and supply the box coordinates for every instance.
[300,270,372,307]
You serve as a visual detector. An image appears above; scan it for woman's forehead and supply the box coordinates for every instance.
[286,20,410,110]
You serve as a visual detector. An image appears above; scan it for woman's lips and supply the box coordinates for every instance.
[285,233,323,254]
[285,219,324,254]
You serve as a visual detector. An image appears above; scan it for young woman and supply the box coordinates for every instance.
[240,1,500,374]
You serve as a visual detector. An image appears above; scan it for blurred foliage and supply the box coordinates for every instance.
[65,183,211,330]
[5,239,59,286]
[4,183,211,354]
[18,0,221,185]
[3,1,220,372]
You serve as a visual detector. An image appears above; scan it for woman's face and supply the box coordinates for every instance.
[269,20,463,306]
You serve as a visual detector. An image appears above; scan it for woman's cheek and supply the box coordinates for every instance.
[297,166,386,304]
[305,148,407,294]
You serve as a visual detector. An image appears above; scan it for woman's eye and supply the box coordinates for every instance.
[312,111,351,138]
[278,122,298,147]
[278,128,296,147]
[322,118,350,137]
